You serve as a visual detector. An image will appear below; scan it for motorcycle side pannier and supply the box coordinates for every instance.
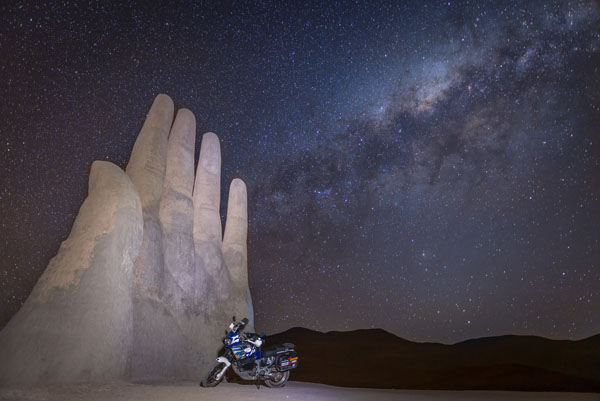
[276,351,298,371]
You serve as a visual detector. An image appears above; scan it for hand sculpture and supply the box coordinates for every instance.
[0,94,253,384]
[127,94,253,379]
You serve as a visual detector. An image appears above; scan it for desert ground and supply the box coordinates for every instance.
[0,381,598,401]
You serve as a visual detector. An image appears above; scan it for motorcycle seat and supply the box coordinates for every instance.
[262,343,295,358]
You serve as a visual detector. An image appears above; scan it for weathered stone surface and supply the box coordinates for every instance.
[130,107,201,380]
[0,161,143,385]
[127,98,254,380]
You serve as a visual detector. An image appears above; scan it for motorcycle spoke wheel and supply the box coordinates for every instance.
[264,370,290,388]
[201,362,227,388]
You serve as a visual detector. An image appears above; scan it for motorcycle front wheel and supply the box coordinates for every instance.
[201,362,227,388]
[264,370,290,388]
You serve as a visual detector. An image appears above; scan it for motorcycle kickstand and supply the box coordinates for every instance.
[255,377,260,389]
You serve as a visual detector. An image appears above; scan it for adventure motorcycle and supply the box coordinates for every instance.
[201,317,298,388]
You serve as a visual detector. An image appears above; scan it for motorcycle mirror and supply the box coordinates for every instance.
[232,315,236,322]
[261,333,266,338]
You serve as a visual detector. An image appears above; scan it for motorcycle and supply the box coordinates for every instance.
[201,317,298,388]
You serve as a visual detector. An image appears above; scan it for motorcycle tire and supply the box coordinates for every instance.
[201,362,227,388]
[264,370,290,388]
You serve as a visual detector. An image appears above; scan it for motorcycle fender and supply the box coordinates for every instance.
[215,357,231,380]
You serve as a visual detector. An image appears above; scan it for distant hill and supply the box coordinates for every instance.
[266,328,600,392]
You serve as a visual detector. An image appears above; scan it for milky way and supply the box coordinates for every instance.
[1,0,599,343]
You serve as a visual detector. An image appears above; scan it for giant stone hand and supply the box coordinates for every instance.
[0,94,253,385]
[126,94,253,379]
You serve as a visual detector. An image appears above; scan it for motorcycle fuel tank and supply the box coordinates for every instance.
[231,343,255,359]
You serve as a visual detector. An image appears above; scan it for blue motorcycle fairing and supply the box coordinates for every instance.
[225,328,262,361]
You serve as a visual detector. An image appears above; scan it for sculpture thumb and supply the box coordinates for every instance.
[0,161,143,385]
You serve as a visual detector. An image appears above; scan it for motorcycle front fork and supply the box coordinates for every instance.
[215,356,232,381]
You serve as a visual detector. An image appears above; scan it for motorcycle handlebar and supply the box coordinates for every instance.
[232,317,249,334]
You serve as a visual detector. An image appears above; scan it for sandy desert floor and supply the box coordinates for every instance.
[0,381,598,401]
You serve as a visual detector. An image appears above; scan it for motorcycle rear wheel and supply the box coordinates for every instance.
[264,370,290,388]
[201,362,227,387]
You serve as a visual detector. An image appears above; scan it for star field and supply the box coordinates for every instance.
[1,0,599,343]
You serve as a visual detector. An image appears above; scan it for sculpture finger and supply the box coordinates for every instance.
[193,132,227,301]
[222,178,248,283]
[193,132,222,242]
[223,178,254,330]
[126,94,174,213]
[159,109,196,295]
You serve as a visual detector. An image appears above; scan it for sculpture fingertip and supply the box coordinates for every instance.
[154,93,174,109]
[202,131,219,142]
[176,108,196,124]
[230,178,247,194]
[91,160,121,172]
[89,161,124,192]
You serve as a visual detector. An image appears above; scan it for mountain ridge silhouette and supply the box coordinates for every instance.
[266,327,600,392]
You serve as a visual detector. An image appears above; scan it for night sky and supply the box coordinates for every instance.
[1,0,599,344]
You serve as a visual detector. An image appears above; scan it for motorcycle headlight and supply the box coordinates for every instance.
[223,338,231,346]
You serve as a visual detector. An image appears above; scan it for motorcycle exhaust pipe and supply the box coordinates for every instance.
[215,357,231,381]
